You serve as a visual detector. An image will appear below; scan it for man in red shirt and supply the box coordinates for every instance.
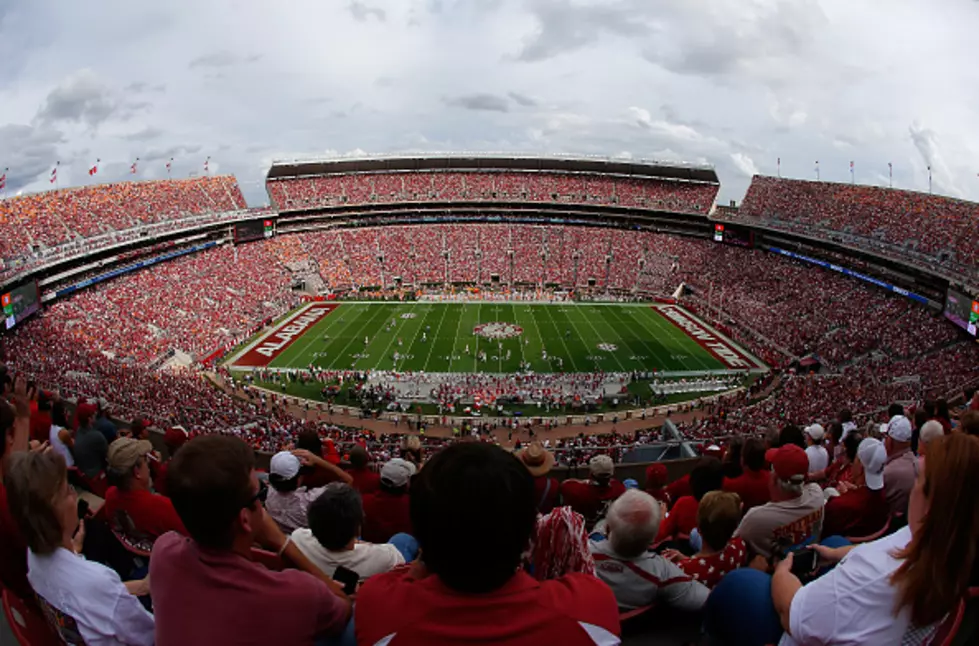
[517,442,560,514]
[153,427,188,497]
[150,435,351,646]
[103,437,187,540]
[722,438,771,510]
[822,437,889,538]
[361,458,414,543]
[357,442,620,645]
[346,444,380,495]
[560,455,625,528]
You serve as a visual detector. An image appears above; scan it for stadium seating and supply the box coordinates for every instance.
[267,171,719,215]
[0,176,247,277]
[737,175,979,281]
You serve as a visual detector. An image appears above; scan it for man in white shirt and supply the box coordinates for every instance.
[291,482,417,580]
[590,489,709,612]
[803,424,828,474]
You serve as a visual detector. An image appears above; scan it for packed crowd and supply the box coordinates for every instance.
[737,175,979,282]
[267,170,719,215]
[2,364,978,645]
[0,176,247,271]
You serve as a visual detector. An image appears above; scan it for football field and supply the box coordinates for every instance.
[227,301,762,375]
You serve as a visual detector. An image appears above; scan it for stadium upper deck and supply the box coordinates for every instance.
[265,154,720,217]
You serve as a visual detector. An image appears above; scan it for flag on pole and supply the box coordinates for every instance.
[131,158,139,175]
[0,168,7,191]
[204,156,210,173]
[88,158,100,176]
[50,164,58,184]
[166,158,172,171]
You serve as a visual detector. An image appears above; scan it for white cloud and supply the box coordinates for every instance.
[0,0,977,207]
[730,152,760,177]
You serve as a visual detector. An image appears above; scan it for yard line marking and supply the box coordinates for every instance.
[420,304,451,371]
[330,304,393,370]
[447,303,466,372]
[540,302,580,372]
[576,305,628,373]
[375,301,420,371]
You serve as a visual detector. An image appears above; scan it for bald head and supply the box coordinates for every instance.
[606,490,661,558]
[919,420,944,454]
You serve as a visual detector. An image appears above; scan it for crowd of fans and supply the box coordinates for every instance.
[0,176,246,275]
[267,171,719,215]
[2,365,979,644]
[737,175,979,282]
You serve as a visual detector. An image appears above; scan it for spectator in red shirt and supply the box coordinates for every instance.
[346,444,380,495]
[664,491,747,589]
[643,463,670,504]
[822,437,889,539]
[295,430,345,488]
[151,435,352,646]
[723,438,770,510]
[153,427,188,497]
[29,390,53,444]
[560,454,625,528]
[103,437,188,540]
[357,442,620,645]
[0,394,35,606]
[664,472,692,505]
[657,457,725,542]
[361,458,415,543]
[517,442,560,514]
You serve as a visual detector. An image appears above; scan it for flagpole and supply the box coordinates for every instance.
[850,161,854,185]
[815,161,820,181]
[888,162,893,189]
[0,167,7,200]
[55,161,60,190]
[777,157,781,178]
[167,158,173,180]
[928,165,932,194]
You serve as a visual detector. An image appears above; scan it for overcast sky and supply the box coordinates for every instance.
[2,0,978,206]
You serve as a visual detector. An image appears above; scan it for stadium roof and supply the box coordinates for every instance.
[267,152,719,184]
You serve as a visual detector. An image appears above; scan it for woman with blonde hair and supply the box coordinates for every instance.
[706,432,979,645]
[773,432,979,644]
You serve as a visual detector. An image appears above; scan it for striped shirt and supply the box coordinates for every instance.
[589,539,710,611]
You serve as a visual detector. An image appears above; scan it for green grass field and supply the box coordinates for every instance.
[231,302,740,375]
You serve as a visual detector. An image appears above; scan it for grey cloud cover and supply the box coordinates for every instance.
[0,0,977,208]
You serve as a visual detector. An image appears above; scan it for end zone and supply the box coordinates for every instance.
[653,304,766,371]
[227,303,337,368]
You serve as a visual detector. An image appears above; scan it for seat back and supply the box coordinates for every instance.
[2,589,63,646]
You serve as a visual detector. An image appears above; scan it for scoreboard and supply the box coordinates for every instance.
[234,218,275,243]
[944,288,979,337]
[2,280,40,330]
[712,223,754,248]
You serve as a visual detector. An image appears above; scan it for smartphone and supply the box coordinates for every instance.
[790,548,819,577]
[332,565,359,595]
[77,499,90,520]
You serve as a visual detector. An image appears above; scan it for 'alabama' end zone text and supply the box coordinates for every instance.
[655,305,757,369]
[233,304,336,367]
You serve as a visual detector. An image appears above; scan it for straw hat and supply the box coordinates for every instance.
[517,441,555,477]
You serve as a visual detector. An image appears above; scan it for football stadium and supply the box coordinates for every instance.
[2,5,979,646]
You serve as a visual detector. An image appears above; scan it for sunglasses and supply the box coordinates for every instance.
[242,481,268,509]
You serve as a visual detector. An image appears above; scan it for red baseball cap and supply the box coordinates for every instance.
[765,445,809,481]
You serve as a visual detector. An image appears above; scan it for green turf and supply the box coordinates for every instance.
[246,302,729,374]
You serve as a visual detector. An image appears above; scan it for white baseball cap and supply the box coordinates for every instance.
[269,451,301,480]
[381,458,416,488]
[885,415,913,442]
[857,438,887,491]
[804,424,825,441]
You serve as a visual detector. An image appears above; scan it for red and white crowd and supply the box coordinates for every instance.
[267,171,718,215]
[737,175,979,282]
[0,176,247,278]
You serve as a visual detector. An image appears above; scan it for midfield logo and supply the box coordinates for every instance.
[473,322,523,340]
